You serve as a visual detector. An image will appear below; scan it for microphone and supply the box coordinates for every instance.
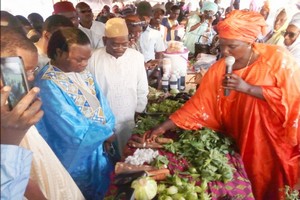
[224,56,235,96]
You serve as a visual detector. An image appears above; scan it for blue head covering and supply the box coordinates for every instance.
[201,1,218,15]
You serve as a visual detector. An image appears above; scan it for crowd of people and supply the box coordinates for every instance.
[1,0,300,200]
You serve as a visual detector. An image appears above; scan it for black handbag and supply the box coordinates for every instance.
[194,35,211,56]
[194,34,220,57]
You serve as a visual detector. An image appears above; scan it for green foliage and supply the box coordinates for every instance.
[131,97,236,200]
[284,185,299,200]
[164,128,235,183]
[148,86,165,102]
[151,155,169,169]
[146,99,183,114]
[132,115,167,135]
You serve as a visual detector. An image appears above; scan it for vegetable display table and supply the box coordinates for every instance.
[105,129,254,199]
[105,92,254,200]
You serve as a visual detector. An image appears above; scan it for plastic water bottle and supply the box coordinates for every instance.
[179,71,186,91]
[169,73,178,90]
[162,74,169,92]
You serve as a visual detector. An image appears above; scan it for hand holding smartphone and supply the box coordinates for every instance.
[1,57,43,145]
[0,56,29,110]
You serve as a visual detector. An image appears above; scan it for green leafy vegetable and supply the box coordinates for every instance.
[132,115,167,135]
[146,99,183,114]
[151,155,169,169]
[284,185,299,200]
[165,128,235,183]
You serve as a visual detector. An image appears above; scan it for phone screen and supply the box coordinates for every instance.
[0,57,29,110]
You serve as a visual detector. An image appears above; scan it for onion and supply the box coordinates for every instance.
[131,177,158,200]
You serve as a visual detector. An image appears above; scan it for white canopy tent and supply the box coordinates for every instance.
[2,0,110,19]
[1,0,299,22]
[1,0,168,19]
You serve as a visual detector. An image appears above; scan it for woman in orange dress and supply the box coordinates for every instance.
[144,10,300,200]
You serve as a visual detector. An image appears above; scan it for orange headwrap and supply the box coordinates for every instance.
[217,10,267,43]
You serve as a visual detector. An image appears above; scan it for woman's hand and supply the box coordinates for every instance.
[222,73,250,93]
[142,119,177,143]
[1,86,44,145]
[142,128,165,143]
[222,73,265,100]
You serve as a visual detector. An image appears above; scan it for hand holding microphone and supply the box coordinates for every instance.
[224,56,235,96]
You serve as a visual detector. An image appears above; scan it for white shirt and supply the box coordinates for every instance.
[88,48,149,154]
[20,126,85,200]
[139,26,166,62]
[79,21,105,49]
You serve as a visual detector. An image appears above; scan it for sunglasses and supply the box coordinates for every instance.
[80,9,92,14]
[282,31,299,38]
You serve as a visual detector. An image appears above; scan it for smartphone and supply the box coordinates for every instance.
[0,56,29,110]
